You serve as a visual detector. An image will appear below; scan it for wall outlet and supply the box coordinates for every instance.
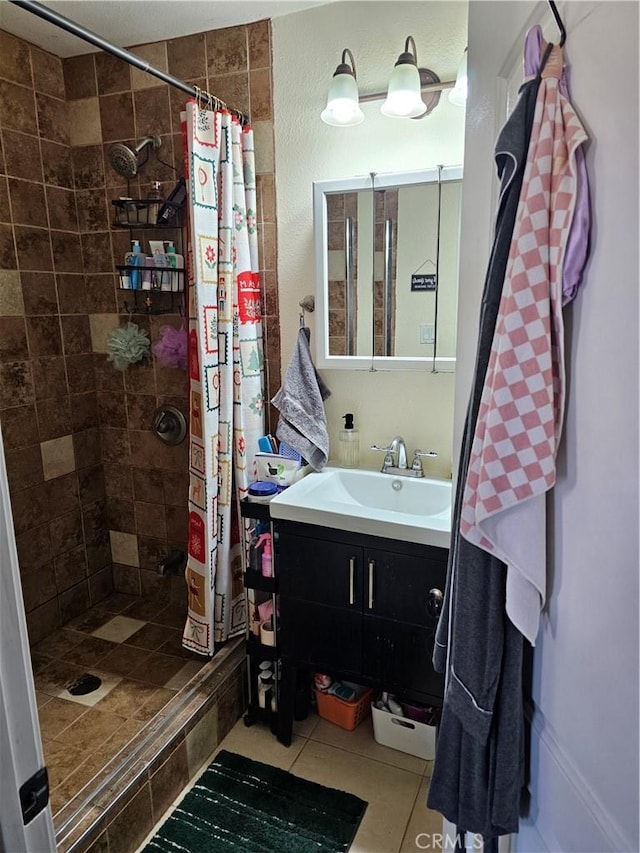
[420,323,435,344]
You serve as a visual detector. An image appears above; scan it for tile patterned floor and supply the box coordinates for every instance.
[138,708,444,853]
[30,593,207,817]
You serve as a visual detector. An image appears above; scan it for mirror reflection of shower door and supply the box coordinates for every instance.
[373,188,398,357]
[345,216,356,355]
[383,217,394,356]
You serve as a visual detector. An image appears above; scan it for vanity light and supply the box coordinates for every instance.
[380,36,427,118]
[321,39,466,126]
[448,47,468,106]
[320,48,364,127]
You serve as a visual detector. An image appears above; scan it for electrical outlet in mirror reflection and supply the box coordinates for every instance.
[420,324,435,344]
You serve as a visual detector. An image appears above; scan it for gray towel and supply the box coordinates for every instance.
[271,327,331,471]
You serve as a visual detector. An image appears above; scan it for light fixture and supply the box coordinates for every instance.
[448,47,468,106]
[320,39,464,126]
[320,48,364,127]
[380,36,427,119]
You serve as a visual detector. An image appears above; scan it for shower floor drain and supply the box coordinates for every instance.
[67,673,102,696]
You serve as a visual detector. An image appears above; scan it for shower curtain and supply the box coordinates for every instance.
[182,103,264,654]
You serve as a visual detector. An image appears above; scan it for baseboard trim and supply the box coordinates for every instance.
[520,704,632,852]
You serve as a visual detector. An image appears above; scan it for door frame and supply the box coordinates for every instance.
[0,429,56,852]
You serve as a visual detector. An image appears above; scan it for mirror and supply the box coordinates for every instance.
[313,167,462,370]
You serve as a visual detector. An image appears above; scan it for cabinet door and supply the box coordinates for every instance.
[362,617,444,701]
[278,532,363,611]
[280,600,362,674]
[363,547,447,627]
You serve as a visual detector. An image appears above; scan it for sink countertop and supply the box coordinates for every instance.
[269,466,452,548]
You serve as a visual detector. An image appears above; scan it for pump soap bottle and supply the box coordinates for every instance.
[338,413,359,469]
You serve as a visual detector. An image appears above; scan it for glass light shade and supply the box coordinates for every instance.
[321,72,364,127]
[380,63,427,118]
[448,48,468,106]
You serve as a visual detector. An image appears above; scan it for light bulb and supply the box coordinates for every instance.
[449,48,468,107]
[321,50,364,127]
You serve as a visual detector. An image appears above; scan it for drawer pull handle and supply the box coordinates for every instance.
[428,588,444,618]
[368,560,375,609]
[349,558,355,605]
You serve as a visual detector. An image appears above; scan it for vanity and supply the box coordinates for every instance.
[268,467,451,746]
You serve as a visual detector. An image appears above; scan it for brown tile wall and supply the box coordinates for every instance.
[60,21,280,600]
[326,191,358,357]
[0,31,113,645]
[2,21,279,635]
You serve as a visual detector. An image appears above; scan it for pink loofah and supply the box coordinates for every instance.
[152,324,188,370]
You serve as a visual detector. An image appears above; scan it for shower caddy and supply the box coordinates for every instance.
[112,195,186,316]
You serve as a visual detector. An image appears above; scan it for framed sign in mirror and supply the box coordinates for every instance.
[313,166,462,371]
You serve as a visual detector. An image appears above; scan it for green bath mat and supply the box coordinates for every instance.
[143,749,368,852]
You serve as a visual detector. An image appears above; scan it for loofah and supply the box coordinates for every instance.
[152,324,188,370]
[106,322,151,371]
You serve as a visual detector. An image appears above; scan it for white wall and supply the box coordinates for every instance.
[273,1,467,476]
[460,2,639,851]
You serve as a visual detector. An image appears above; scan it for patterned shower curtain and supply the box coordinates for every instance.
[182,103,264,654]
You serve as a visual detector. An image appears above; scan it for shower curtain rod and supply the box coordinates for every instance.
[9,0,250,124]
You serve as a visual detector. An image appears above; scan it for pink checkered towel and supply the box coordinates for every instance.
[460,46,588,645]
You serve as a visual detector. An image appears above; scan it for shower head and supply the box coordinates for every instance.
[108,135,162,179]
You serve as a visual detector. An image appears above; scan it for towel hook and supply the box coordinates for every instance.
[547,0,567,46]
[299,294,315,327]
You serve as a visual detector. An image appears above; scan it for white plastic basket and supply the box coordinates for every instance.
[371,705,436,760]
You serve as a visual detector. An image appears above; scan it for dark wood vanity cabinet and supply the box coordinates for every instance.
[275,519,448,743]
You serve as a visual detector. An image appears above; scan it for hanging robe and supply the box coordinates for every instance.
[426,58,544,840]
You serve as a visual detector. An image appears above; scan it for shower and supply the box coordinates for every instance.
[108,134,162,178]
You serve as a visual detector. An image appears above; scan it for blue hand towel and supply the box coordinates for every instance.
[271,327,331,471]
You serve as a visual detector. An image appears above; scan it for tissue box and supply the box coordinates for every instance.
[253,453,307,488]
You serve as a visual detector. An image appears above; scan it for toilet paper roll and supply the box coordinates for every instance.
[260,620,275,646]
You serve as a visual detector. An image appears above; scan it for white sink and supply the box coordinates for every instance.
[269,467,452,548]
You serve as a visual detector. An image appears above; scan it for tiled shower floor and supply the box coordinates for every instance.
[29,593,207,817]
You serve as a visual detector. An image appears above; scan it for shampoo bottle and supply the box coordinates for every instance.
[164,241,184,292]
[149,240,171,291]
[338,413,359,469]
[125,240,143,290]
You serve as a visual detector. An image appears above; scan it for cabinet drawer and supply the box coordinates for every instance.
[278,532,362,610]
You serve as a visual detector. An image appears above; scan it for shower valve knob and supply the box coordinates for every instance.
[152,405,187,445]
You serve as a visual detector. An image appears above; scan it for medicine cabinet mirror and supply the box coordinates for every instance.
[313,167,462,371]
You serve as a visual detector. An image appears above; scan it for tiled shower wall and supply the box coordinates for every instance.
[1,21,280,637]
[0,31,112,645]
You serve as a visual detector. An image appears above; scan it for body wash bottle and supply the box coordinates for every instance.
[149,240,171,291]
[125,240,143,290]
[338,413,359,468]
[164,241,184,292]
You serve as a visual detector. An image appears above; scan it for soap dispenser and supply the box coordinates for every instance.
[338,413,359,469]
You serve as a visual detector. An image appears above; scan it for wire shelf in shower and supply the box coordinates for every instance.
[111,198,183,228]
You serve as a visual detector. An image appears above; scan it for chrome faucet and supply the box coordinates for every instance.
[371,435,408,474]
[371,436,438,478]
[388,435,408,469]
